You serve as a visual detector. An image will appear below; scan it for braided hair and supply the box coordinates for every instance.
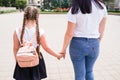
[20,6,40,54]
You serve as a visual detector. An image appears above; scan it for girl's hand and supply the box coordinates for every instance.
[59,51,66,59]
[56,53,64,60]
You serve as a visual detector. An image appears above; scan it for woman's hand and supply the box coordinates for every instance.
[59,51,66,59]
[56,53,64,60]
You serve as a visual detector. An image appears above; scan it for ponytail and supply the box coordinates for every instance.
[35,15,40,54]
[20,13,26,44]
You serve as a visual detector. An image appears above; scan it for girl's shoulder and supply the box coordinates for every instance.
[15,26,22,32]
[15,26,22,35]
[39,28,45,37]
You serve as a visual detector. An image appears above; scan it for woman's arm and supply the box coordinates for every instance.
[60,21,76,58]
[40,35,62,59]
[99,17,107,41]
[13,31,20,60]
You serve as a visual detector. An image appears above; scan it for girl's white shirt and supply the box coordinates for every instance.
[67,1,107,38]
[15,26,44,48]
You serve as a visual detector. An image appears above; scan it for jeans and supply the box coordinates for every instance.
[69,37,100,80]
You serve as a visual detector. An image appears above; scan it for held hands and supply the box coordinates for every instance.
[56,50,66,60]
[59,51,66,59]
[56,53,64,60]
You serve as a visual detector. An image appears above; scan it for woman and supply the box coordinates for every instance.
[60,0,107,80]
[13,6,63,80]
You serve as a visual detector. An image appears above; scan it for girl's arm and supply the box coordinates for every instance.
[99,17,107,41]
[60,21,76,58]
[40,35,62,59]
[13,31,20,60]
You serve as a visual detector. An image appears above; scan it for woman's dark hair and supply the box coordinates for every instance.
[71,0,104,14]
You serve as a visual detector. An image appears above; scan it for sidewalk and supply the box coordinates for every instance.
[0,13,120,80]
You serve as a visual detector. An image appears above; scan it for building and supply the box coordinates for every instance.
[114,0,120,9]
[27,0,43,7]
[106,0,120,10]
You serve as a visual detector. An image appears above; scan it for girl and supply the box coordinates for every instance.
[13,6,63,80]
[60,0,107,80]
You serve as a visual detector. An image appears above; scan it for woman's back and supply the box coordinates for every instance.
[67,1,107,38]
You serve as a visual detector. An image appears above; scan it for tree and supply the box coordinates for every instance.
[41,0,71,10]
[43,0,51,9]
[2,0,11,7]
[15,0,27,10]
[50,0,71,9]
[10,0,16,7]
[61,0,71,8]
[0,0,2,6]
[0,0,16,7]
[51,0,59,9]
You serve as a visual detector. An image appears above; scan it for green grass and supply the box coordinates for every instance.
[0,10,18,14]
[40,11,67,14]
[108,10,120,15]
[1,9,120,15]
[40,11,120,15]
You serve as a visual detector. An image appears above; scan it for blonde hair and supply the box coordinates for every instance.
[20,6,40,54]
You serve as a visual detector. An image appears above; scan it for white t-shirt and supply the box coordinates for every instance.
[67,1,107,38]
[15,26,44,48]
